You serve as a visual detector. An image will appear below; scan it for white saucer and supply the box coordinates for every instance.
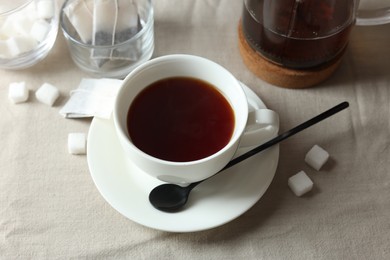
[87,83,279,232]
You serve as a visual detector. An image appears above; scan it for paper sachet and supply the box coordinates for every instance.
[59,78,122,119]
[62,0,94,43]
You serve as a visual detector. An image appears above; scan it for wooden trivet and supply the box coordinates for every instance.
[238,22,343,88]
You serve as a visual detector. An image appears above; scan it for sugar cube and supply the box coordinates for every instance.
[30,19,50,42]
[0,40,11,58]
[36,0,55,19]
[288,171,314,197]
[8,81,29,103]
[6,36,37,57]
[68,133,86,155]
[1,12,35,38]
[35,83,60,106]
[305,145,329,171]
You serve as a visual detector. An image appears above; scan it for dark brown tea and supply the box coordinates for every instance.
[127,77,235,162]
[242,0,355,69]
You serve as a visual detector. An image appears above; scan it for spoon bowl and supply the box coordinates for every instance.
[148,182,199,212]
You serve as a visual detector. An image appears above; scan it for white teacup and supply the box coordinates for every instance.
[114,54,279,184]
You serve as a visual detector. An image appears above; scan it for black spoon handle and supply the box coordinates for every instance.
[222,101,349,170]
[187,101,349,190]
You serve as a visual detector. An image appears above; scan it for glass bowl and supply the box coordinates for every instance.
[0,0,59,69]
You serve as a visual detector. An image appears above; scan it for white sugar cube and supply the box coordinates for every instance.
[35,83,60,106]
[8,81,29,103]
[6,36,37,57]
[36,0,55,19]
[305,145,329,171]
[68,133,86,155]
[288,171,314,197]
[0,40,11,58]
[1,14,34,37]
[30,19,50,42]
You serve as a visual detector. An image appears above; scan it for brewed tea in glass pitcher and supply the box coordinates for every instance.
[239,0,390,88]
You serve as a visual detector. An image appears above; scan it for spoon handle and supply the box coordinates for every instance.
[222,101,349,171]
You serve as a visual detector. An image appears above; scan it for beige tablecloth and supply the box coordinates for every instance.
[1,0,389,259]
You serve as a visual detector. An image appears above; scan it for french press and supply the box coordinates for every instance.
[239,0,390,88]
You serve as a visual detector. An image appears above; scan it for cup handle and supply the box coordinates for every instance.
[356,7,390,26]
[239,109,279,148]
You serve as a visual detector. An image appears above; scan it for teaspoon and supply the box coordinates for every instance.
[149,101,349,212]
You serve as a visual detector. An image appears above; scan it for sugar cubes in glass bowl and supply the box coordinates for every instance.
[0,0,58,69]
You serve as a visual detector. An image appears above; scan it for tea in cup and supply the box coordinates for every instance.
[113,54,279,184]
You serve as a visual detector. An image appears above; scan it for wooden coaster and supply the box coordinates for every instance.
[238,22,343,88]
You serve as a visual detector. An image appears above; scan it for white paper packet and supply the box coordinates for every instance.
[59,78,122,119]
[62,0,94,43]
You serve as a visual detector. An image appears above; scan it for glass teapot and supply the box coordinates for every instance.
[242,0,390,70]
